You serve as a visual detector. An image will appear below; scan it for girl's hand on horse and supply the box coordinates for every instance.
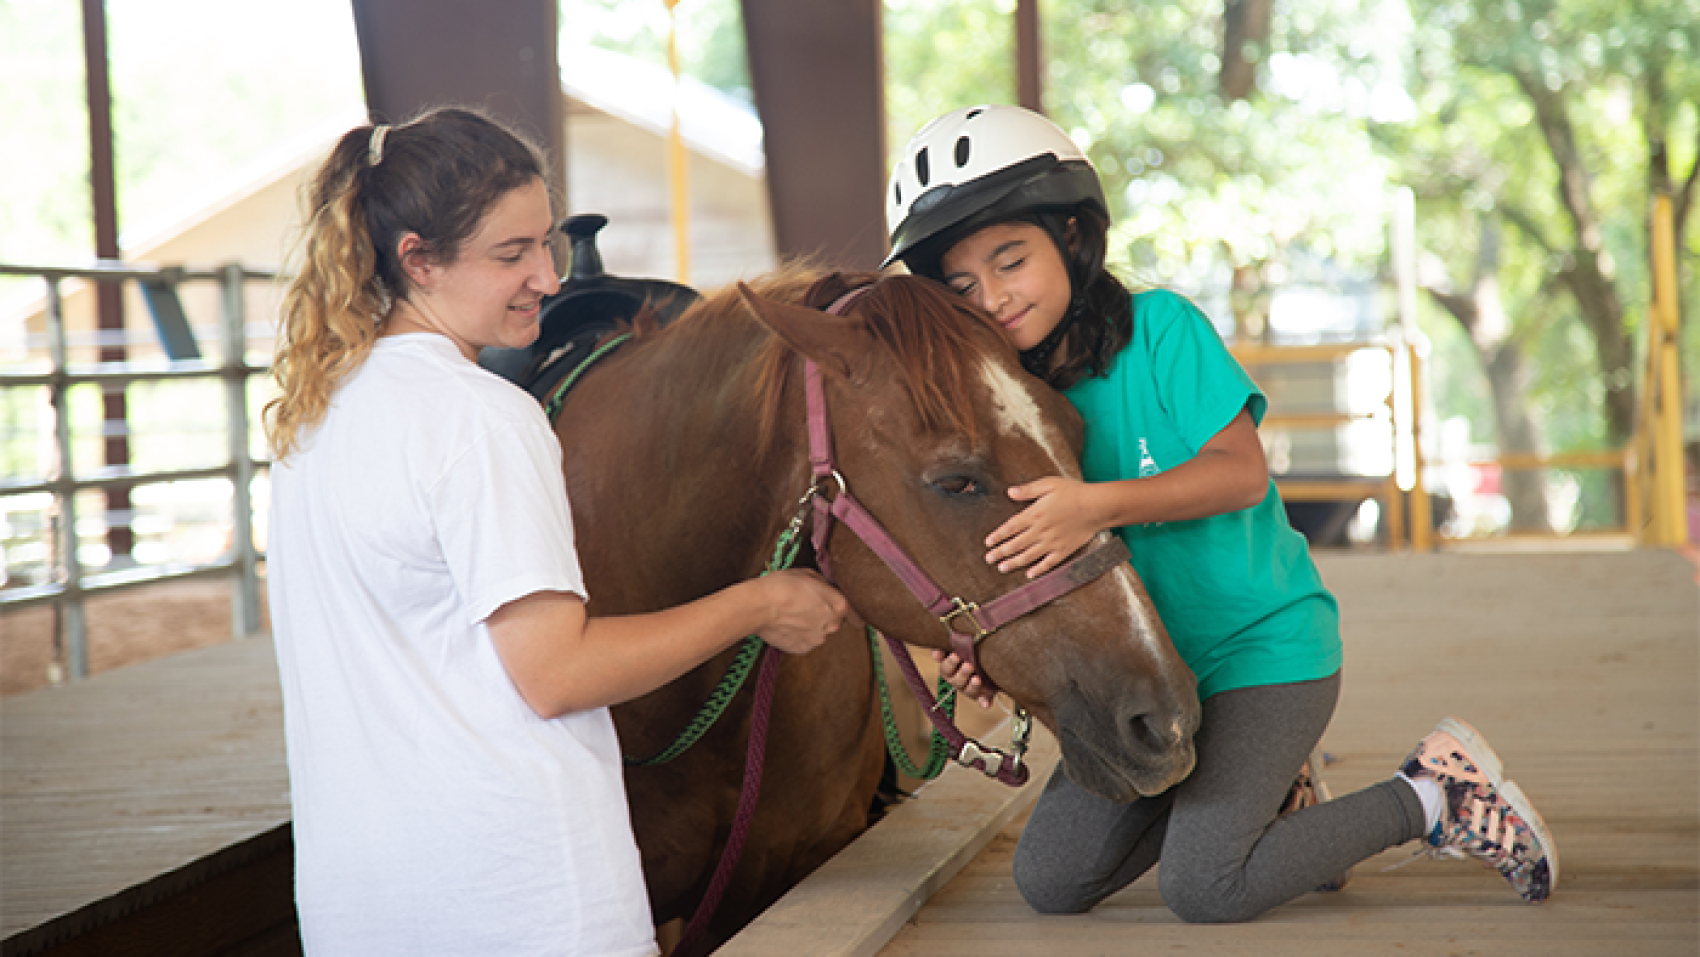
[930,649,997,709]
[985,476,1104,578]
[750,569,851,655]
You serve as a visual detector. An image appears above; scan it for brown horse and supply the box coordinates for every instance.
[551,266,1200,948]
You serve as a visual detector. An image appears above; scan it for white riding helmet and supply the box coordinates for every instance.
[883,104,1107,270]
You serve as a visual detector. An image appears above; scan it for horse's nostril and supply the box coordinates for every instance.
[1121,703,1188,755]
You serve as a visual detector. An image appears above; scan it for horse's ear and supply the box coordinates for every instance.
[736,282,870,381]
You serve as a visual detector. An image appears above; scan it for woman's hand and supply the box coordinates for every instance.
[490,571,848,718]
[930,648,997,709]
[747,569,851,655]
[985,476,1102,577]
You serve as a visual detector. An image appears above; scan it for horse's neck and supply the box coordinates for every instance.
[634,315,775,447]
[601,315,807,570]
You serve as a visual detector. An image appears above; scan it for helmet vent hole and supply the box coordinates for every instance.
[965,108,984,120]
[916,148,931,186]
[954,136,971,167]
[893,183,902,206]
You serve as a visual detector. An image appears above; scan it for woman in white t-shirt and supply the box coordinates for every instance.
[264,106,847,957]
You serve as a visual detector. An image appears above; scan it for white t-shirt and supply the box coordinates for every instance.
[269,334,657,957]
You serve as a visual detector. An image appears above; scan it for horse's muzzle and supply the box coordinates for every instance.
[1050,679,1200,802]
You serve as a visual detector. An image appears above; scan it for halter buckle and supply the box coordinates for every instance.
[1010,707,1032,761]
[958,739,1003,777]
[940,597,990,638]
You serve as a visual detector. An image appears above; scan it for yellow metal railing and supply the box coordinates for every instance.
[1235,192,1686,551]
[1430,194,1684,548]
[1416,193,1683,549]
[1629,193,1689,546]
[1426,450,1631,546]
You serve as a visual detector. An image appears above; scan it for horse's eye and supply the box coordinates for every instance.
[932,476,980,496]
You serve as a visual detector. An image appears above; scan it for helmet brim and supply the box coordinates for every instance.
[883,158,1106,271]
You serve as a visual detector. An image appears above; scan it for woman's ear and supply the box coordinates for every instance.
[396,233,432,290]
[1064,217,1082,255]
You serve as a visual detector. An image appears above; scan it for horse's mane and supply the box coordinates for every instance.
[620,261,1014,463]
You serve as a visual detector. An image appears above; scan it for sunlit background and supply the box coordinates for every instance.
[1,0,1695,588]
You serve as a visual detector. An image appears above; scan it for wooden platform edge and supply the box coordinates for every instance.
[717,719,1061,957]
[0,825,294,957]
[1,637,294,956]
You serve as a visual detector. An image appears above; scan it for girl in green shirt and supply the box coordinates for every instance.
[883,104,1556,917]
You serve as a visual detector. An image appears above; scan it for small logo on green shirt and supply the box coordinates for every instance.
[1137,437,1160,478]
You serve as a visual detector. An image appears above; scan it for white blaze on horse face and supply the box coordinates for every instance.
[977,357,1166,653]
[978,358,1071,472]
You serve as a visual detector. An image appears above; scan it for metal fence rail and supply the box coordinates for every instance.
[0,260,272,682]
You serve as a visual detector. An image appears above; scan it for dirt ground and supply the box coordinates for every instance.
[0,578,268,697]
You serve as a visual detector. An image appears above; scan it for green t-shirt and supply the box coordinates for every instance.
[1064,289,1342,700]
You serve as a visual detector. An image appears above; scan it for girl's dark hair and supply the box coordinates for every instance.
[1031,204,1132,391]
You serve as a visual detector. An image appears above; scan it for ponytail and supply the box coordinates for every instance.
[264,108,548,460]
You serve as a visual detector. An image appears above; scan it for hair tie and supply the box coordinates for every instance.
[368,124,391,167]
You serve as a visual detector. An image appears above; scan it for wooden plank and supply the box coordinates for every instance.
[1,638,290,952]
[844,548,1699,955]
[718,718,1061,957]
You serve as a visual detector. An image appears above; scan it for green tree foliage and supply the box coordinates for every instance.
[562,0,755,103]
[1043,0,1410,289]
[1382,0,1698,526]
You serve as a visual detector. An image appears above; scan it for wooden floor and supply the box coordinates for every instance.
[730,548,1700,956]
[1,636,295,955]
[4,549,1695,956]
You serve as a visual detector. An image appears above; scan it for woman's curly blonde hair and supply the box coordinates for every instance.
[265,107,547,459]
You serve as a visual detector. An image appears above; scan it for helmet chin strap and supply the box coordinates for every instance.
[1018,298,1080,377]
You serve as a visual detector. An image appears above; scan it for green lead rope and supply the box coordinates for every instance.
[623,488,808,767]
[868,627,956,780]
[590,338,953,778]
[620,497,955,777]
[544,333,633,421]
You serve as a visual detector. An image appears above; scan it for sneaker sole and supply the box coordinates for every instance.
[1499,779,1560,900]
[1435,716,1506,782]
[1308,743,1333,802]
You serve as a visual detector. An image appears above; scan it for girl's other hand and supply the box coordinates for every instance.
[985,476,1101,577]
[931,648,997,709]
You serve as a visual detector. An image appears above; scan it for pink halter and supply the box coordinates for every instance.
[803,285,1131,783]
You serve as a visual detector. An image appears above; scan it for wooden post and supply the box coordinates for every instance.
[741,0,887,269]
[1015,0,1042,114]
[1408,345,1432,551]
[81,0,133,565]
[1389,187,1427,550]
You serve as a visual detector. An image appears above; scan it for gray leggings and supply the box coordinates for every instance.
[1013,673,1427,923]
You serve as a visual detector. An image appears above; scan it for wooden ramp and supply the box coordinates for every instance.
[724,548,1700,957]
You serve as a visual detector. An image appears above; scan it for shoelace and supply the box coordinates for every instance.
[1383,790,1527,873]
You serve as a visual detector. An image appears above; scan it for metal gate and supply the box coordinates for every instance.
[0,260,271,682]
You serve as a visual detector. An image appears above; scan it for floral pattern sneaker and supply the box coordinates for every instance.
[1400,717,1558,902]
[1280,745,1351,892]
